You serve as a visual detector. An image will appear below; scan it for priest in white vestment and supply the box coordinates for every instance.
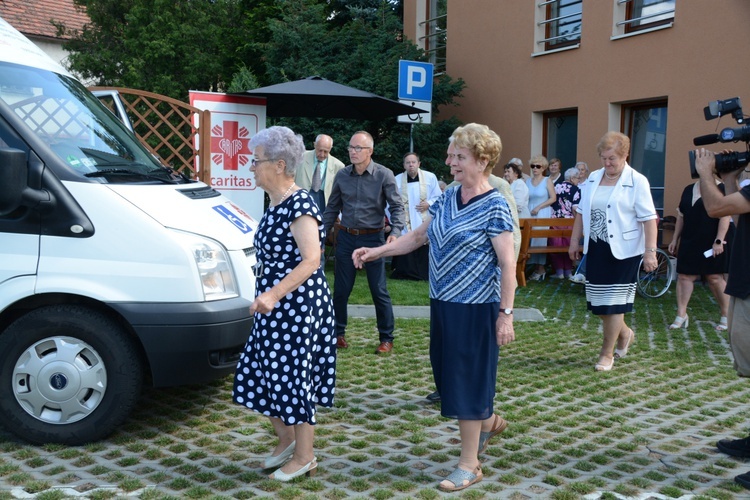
[390,152,442,280]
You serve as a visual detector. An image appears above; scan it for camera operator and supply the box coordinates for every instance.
[694,147,750,490]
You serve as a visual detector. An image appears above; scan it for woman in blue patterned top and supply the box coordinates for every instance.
[353,123,516,493]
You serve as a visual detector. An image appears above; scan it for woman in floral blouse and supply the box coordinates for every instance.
[549,168,581,279]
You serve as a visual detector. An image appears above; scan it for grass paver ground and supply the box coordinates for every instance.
[1,278,750,499]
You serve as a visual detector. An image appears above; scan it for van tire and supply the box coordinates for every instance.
[0,305,143,445]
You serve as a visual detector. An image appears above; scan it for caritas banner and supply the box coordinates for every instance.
[189,91,267,222]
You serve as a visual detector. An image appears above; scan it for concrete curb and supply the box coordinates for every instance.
[348,305,545,321]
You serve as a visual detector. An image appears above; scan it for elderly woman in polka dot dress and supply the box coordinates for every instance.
[232,126,336,482]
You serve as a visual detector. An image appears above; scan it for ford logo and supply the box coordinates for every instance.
[50,373,68,390]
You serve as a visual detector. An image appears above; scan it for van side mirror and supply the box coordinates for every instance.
[0,147,27,216]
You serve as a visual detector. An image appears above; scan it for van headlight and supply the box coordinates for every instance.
[171,230,238,300]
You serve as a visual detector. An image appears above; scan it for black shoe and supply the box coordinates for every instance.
[736,471,750,490]
[717,436,750,458]
[426,391,440,402]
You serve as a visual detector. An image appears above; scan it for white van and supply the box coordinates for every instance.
[0,17,257,444]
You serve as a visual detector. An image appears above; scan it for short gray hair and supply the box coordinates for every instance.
[249,126,305,176]
[564,167,578,181]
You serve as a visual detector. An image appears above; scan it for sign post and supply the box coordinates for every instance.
[397,60,434,149]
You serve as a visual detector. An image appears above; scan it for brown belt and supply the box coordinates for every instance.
[339,226,383,235]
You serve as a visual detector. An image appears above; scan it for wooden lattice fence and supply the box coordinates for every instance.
[89,87,211,183]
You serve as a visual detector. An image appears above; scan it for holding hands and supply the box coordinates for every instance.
[352,247,377,269]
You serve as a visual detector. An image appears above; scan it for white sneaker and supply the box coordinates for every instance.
[569,273,586,284]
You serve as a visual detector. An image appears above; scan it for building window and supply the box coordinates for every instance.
[616,0,674,35]
[543,110,578,170]
[622,101,668,217]
[537,0,582,52]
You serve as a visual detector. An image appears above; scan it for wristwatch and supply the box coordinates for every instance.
[501,308,513,316]
[715,239,725,245]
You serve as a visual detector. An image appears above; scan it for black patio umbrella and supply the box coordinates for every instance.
[241,76,426,120]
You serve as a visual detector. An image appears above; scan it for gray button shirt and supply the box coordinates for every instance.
[323,160,406,237]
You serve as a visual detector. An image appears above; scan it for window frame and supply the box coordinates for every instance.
[620,99,669,219]
[542,109,578,169]
[537,0,582,52]
[618,0,675,35]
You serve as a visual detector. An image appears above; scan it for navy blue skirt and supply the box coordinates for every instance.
[585,238,640,315]
[430,299,500,420]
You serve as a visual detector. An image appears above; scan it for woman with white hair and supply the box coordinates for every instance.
[233,126,336,481]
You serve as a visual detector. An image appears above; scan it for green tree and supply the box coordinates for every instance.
[59,0,463,178]
[58,0,252,100]
[259,0,463,179]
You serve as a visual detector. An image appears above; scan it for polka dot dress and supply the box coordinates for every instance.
[232,189,336,425]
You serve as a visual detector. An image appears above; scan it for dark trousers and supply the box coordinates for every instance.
[309,189,326,214]
[334,230,394,342]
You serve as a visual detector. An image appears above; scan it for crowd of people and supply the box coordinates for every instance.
[231,123,749,491]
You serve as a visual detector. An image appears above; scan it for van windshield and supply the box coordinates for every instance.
[0,62,187,184]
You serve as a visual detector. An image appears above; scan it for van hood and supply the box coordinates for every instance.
[108,183,258,250]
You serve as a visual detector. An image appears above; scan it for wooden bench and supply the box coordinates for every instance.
[516,217,575,286]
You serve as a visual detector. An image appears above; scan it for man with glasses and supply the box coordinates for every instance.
[295,134,345,213]
[323,131,405,354]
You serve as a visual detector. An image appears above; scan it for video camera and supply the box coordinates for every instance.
[689,97,750,178]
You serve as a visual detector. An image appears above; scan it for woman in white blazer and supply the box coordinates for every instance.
[569,132,658,371]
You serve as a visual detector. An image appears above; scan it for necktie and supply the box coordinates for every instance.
[311,160,322,192]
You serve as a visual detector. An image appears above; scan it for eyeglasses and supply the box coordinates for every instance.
[530,164,543,169]
[347,145,372,153]
[251,157,275,167]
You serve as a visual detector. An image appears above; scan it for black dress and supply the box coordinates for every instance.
[676,183,734,275]
[232,190,336,425]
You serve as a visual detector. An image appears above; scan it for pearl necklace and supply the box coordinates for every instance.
[275,183,296,205]
[604,171,621,180]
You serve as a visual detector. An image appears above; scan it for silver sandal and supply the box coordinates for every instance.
[438,465,483,492]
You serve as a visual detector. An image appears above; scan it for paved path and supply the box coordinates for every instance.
[1,284,749,498]
[349,305,545,321]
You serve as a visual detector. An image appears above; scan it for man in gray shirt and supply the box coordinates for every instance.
[323,130,405,354]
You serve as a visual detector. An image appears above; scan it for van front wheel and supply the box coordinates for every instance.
[0,305,143,445]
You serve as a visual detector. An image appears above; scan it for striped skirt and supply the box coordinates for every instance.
[585,238,640,315]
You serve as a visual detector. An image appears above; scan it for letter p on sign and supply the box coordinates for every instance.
[398,60,433,103]
[407,66,426,95]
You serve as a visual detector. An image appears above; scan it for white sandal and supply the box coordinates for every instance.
[716,316,728,331]
[669,315,689,330]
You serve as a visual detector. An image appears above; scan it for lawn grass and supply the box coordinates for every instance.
[323,259,430,306]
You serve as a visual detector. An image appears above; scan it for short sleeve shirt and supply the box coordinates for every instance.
[427,186,514,303]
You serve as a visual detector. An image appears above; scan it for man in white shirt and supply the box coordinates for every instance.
[295,134,345,212]
[391,152,442,280]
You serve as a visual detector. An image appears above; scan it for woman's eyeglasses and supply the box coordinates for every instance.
[251,158,275,167]
[530,164,543,169]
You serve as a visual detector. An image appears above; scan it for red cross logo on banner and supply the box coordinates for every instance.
[210,120,251,170]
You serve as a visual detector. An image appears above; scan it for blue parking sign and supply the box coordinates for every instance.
[398,60,433,102]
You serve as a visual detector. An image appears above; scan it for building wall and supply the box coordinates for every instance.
[405,0,750,218]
